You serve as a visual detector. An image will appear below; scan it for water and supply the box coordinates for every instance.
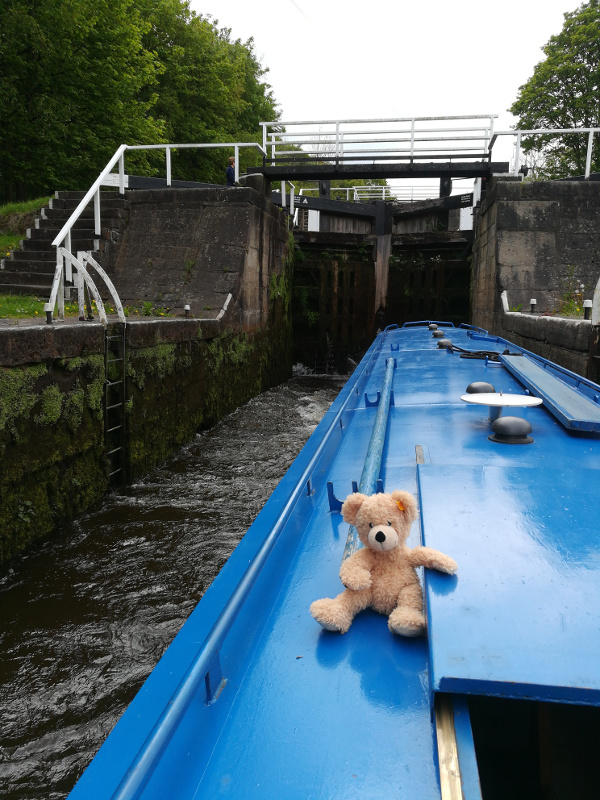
[0,374,346,800]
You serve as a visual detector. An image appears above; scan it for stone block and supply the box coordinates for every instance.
[496,200,559,232]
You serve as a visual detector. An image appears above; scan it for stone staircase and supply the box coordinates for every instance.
[0,191,130,298]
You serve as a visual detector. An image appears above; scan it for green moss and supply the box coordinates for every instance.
[35,384,63,425]
[0,363,48,435]
[127,343,177,389]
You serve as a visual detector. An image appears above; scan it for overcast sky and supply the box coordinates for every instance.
[190,0,584,175]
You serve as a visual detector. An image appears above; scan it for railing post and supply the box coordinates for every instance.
[410,118,415,161]
[262,123,267,153]
[335,121,340,160]
[234,145,239,183]
[94,187,101,236]
[281,181,286,207]
[289,184,295,216]
[585,130,594,179]
[513,131,522,176]
[65,231,72,283]
[166,146,171,187]
[119,152,125,195]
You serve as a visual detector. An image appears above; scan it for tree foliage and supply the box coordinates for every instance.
[510,0,600,178]
[0,0,278,200]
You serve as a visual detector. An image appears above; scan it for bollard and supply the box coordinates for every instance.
[584,299,592,320]
[184,304,190,318]
[530,299,537,314]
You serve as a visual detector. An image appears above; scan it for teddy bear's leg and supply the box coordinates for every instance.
[388,582,426,637]
[310,588,371,634]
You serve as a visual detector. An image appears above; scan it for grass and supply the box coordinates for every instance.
[0,196,53,259]
[0,196,53,218]
[0,294,175,320]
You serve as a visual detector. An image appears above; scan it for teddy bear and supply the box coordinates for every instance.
[310,489,457,636]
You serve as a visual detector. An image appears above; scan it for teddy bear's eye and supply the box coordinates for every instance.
[368,522,373,528]
[387,521,392,526]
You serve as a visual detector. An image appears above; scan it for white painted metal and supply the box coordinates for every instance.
[46,141,266,322]
[490,128,600,178]
[94,188,101,236]
[260,116,498,164]
[80,252,126,323]
[592,276,600,326]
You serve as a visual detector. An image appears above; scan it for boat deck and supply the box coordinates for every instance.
[69,324,600,800]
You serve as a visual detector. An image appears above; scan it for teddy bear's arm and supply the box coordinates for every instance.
[339,549,373,591]
[407,546,457,575]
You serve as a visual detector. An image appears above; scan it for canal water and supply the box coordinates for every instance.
[0,374,346,800]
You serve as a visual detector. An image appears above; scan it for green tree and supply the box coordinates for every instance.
[0,0,279,200]
[510,0,600,178]
[140,2,278,183]
[0,0,164,201]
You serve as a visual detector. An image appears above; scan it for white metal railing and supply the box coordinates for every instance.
[260,116,497,164]
[298,185,445,203]
[489,128,600,178]
[280,180,296,216]
[46,141,266,324]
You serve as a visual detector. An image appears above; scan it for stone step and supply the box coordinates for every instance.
[0,281,54,296]
[18,236,99,252]
[0,270,55,286]
[27,226,97,241]
[41,207,128,223]
[10,250,58,262]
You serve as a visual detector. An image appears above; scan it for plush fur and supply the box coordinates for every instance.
[310,490,457,636]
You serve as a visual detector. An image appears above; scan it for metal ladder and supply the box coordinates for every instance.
[104,323,127,485]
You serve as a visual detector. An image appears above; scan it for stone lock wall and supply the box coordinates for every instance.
[472,178,600,333]
[0,182,293,563]
[471,177,600,378]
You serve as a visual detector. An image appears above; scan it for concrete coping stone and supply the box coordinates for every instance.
[503,310,592,352]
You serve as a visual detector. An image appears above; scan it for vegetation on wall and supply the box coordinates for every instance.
[0,0,279,202]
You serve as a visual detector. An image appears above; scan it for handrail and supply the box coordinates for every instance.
[489,127,600,178]
[343,355,396,560]
[108,330,384,800]
[45,141,266,323]
[260,115,498,165]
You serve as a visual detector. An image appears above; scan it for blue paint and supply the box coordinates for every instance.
[501,353,600,431]
[68,322,600,799]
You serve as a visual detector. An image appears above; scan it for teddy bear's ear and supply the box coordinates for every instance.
[341,492,368,524]
[390,490,418,524]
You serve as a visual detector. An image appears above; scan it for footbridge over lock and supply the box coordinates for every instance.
[249,115,508,370]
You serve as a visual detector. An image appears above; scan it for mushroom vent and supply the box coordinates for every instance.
[433,330,445,338]
[466,382,496,394]
[488,416,534,445]
[437,339,453,349]
[428,324,438,331]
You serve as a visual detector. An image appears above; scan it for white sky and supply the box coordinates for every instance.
[190,0,584,182]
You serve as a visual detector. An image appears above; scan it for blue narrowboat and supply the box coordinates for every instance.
[68,322,600,800]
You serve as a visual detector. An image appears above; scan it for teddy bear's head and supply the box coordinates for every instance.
[341,490,418,552]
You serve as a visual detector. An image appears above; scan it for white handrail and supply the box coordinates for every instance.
[46,141,266,323]
[260,115,498,167]
[488,128,600,178]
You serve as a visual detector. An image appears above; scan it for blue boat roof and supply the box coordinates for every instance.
[69,323,600,799]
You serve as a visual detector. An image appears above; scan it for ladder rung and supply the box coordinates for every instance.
[106,380,123,387]
[106,402,123,411]
[109,468,123,477]
[107,424,123,434]
[107,446,122,456]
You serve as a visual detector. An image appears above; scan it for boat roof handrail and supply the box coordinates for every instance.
[109,332,386,800]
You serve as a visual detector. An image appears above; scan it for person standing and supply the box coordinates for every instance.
[226,156,236,186]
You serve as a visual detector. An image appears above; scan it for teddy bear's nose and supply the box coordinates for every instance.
[375,531,386,544]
